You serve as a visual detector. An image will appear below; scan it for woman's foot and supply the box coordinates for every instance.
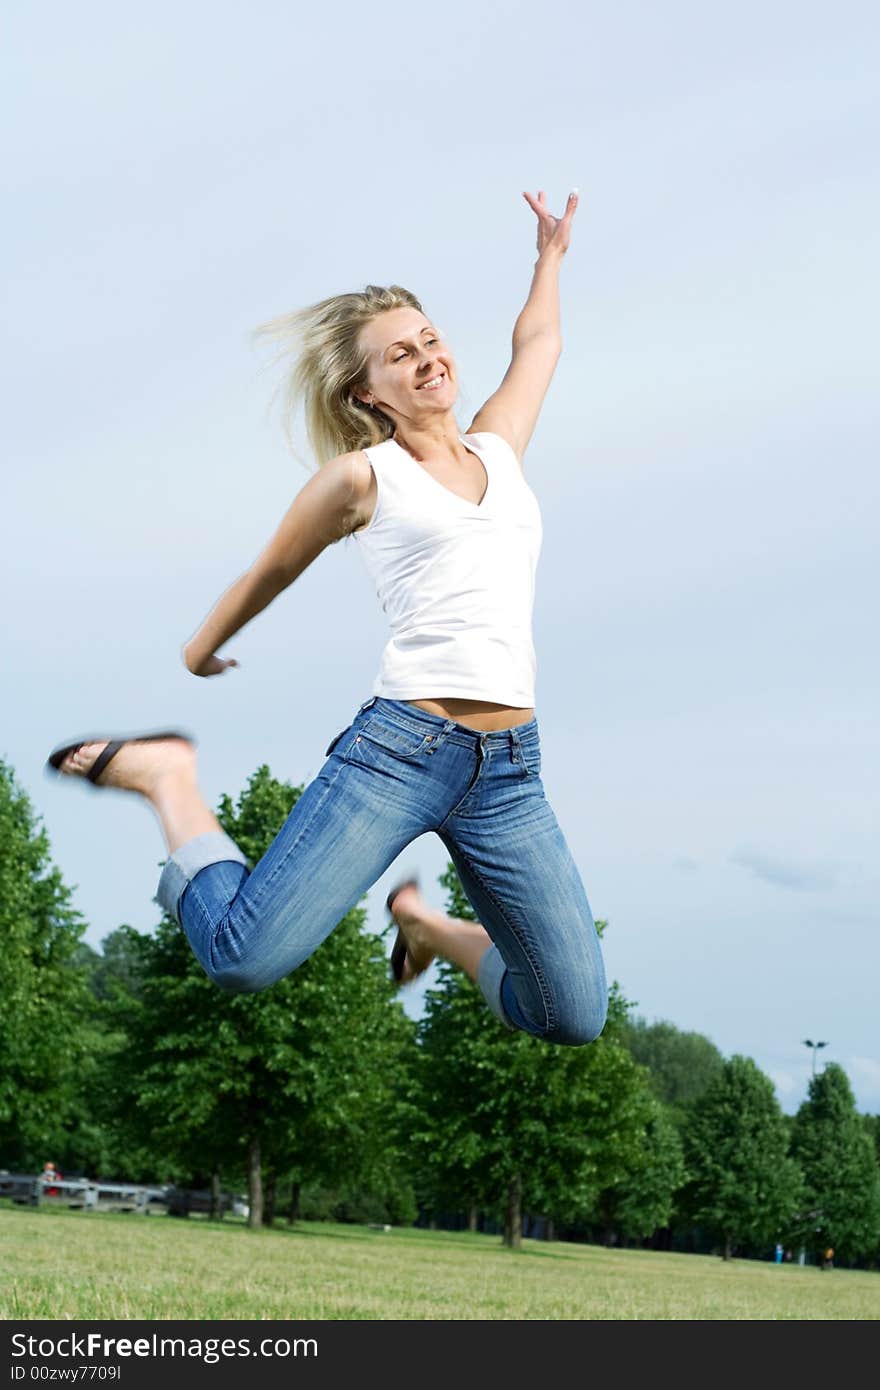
[50,732,223,856]
[55,736,197,797]
[387,882,497,986]
[387,881,439,983]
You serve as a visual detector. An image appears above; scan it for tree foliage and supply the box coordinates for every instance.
[0,760,93,1168]
[789,1064,880,1263]
[679,1055,802,1258]
[619,1016,724,1116]
[413,862,659,1246]
[595,1095,686,1242]
[116,765,415,1225]
[7,752,874,1260]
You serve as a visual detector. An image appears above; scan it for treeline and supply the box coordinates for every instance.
[2,756,879,1265]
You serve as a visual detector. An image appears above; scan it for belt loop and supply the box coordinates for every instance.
[360,695,377,712]
[509,726,522,764]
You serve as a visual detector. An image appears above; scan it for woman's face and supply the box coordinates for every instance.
[357,307,457,422]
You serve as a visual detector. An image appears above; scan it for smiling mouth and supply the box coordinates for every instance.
[417,373,447,390]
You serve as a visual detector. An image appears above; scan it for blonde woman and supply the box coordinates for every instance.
[48,189,607,1046]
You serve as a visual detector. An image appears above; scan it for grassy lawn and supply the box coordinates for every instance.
[2,1204,876,1320]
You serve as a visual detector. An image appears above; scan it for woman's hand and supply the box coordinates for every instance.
[182,642,240,678]
[522,188,579,258]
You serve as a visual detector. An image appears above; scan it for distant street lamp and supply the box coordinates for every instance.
[802,1039,829,1076]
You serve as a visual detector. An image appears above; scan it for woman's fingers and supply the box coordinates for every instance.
[523,187,579,254]
[195,654,240,677]
[523,188,579,222]
[523,189,551,214]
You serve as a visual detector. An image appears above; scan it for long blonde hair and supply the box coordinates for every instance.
[255,285,424,469]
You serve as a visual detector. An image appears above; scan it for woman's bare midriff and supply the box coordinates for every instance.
[402,698,534,732]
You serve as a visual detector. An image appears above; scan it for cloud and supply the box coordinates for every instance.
[767,1069,798,1098]
[729,845,838,891]
[846,1056,880,1089]
[673,856,700,873]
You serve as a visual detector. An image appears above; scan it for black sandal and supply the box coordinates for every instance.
[386,875,420,982]
[46,729,196,787]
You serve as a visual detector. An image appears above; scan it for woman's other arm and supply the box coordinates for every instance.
[182,452,368,676]
[468,189,579,462]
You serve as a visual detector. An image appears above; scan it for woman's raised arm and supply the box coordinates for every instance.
[468,189,579,461]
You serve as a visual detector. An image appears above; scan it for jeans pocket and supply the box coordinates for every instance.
[355,713,436,764]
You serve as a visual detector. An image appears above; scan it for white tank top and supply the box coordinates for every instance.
[352,430,543,706]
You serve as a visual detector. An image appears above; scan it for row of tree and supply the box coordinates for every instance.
[2,756,879,1264]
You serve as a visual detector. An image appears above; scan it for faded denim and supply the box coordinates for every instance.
[155,696,608,1045]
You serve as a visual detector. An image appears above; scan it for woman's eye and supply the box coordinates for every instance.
[391,338,439,363]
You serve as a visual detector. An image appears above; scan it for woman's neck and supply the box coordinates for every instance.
[392,416,465,462]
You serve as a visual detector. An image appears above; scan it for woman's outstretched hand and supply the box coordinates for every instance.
[522,188,579,258]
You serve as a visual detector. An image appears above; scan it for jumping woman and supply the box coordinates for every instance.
[47,188,608,1046]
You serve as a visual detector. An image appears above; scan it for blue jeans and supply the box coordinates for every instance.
[155,696,608,1046]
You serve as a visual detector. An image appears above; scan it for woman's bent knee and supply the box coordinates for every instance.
[204,960,269,994]
[541,988,609,1047]
[545,1009,607,1047]
[509,990,608,1047]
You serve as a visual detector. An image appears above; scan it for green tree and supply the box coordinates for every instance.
[596,1096,686,1243]
[789,1064,880,1264]
[414,863,657,1247]
[75,926,146,1003]
[862,1114,880,1166]
[680,1054,803,1260]
[0,759,93,1168]
[123,764,414,1227]
[619,1016,724,1117]
[77,926,163,1182]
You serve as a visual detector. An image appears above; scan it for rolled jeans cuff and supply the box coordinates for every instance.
[155,831,249,925]
[477,944,516,1031]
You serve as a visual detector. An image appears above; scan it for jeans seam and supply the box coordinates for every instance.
[438,753,485,820]
[440,830,555,1034]
[235,754,352,920]
[185,874,237,982]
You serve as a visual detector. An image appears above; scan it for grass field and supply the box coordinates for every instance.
[2,1205,877,1320]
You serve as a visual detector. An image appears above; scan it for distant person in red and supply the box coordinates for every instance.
[42,1161,61,1196]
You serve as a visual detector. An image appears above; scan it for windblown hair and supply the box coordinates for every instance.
[255,284,424,469]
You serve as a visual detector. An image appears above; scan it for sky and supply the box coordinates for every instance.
[4,2,878,1113]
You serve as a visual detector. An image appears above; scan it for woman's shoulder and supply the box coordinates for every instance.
[329,447,384,536]
[463,428,522,467]
[325,442,389,487]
